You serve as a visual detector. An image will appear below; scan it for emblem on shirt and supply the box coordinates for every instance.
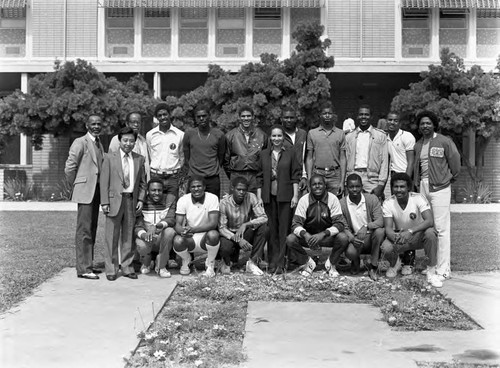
[321,212,328,218]
[410,213,417,220]
[170,143,177,150]
[430,147,444,158]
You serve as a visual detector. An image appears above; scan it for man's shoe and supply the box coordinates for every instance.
[300,257,316,277]
[123,273,138,279]
[106,275,117,281]
[203,259,216,278]
[386,257,402,278]
[246,260,264,276]
[368,268,379,281]
[324,258,339,278]
[91,269,103,275]
[158,268,172,278]
[401,265,414,276]
[218,260,232,275]
[78,272,99,280]
[427,273,443,288]
[140,265,151,275]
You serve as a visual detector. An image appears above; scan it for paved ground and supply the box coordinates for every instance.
[0,268,179,368]
[243,272,500,368]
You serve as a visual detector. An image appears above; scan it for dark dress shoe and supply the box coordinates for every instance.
[78,273,99,280]
[91,269,103,274]
[123,273,138,279]
[106,275,117,281]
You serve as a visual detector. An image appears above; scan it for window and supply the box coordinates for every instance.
[179,8,208,57]
[106,8,134,58]
[476,9,500,58]
[439,9,468,57]
[253,8,282,57]
[0,7,26,58]
[143,8,171,57]
[290,8,320,52]
[216,8,245,58]
[402,8,430,58]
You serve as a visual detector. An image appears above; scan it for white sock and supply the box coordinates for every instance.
[427,266,436,275]
[175,249,191,264]
[205,242,220,265]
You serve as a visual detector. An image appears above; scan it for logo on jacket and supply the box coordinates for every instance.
[430,147,444,158]
[170,143,177,150]
[321,212,328,218]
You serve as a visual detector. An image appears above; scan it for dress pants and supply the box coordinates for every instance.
[381,228,438,267]
[104,195,136,276]
[265,196,293,269]
[75,185,100,275]
[219,224,269,264]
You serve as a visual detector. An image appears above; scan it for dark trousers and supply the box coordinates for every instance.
[75,185,100,275]
[381,228,438,267]
[345,227,385,269]
[264,196,293,268]
[286,232,349,266]
[204,175,221,199]
[150,171,180,197]
[219,224,269,264]
[104,195,136,276]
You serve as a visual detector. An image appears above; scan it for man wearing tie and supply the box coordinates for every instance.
[101,127,147,281]
[65,114,105,280]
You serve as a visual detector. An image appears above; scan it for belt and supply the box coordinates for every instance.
[314,166,339,172]
[151,168,180,176]
[121,192,133,198]
[355,168,368,172]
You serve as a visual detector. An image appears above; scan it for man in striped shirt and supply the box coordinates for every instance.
[218,176,269,275]
[134,178,176,278]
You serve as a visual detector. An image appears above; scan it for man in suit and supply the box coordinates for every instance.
[101,127,147,281]
[65,114,105,280]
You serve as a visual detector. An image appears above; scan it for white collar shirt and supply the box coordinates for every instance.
[346,193,368,234]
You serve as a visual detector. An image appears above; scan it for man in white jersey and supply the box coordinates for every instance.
[173,175,220,277]
[381,173,442,288]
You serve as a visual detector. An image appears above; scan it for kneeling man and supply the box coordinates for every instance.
[219,176,269,275]
[286,174,349,278]
[381,173,442,288]
[340,174,385,281]
[134,179,177,278]
[173,175,220,277]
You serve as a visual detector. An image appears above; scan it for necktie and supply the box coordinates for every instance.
[95,137,103,156]
[123,153,130,188]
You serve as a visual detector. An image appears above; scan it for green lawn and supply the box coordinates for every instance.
[0,211,499,314]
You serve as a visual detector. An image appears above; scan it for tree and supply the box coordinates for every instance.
[167,21,334,131]
[391,49,500,182]
[0,59,158,152]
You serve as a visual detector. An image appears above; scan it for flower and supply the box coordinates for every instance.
[153,350,166,360]
[195,360,203,367]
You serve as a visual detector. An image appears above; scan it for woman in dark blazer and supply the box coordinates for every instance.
[257,124,301,273]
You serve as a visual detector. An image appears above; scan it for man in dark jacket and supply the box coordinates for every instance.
[223,105,267,194]
[340,174,384,281]
[286,174,349,278]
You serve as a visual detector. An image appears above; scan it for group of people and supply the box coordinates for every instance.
[64,101,460,288]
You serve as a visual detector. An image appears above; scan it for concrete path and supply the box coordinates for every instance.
[0,268,178,368]
[243,272,500,368]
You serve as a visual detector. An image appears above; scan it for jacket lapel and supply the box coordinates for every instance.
[114,151,124,184]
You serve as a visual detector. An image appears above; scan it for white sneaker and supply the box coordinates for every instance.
[427,273,443,288]
[158,268,171,278]
[401,265,414,276]
[203,259,216,278]
[386,257,402,278]
[218,260,232,275]
[300,257,316,277]
[324,258,339,278]
[140,264,151,275]
[180,258,191,276]
[421,268,428,275]
[246,260,264,276]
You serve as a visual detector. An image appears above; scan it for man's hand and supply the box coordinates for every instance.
[371,185,384,199]
[398,230,412,244]
[239,239,253,251]
[291,195,299,208]
[307,232,326,249]
[181,226,193,238]
[136,200,143,214]
[299,178,308,192]
[101,205,110,216]
[234,223,247,242]
[337,183,344,197]
[354,226,368,249]
[143,225,157,242]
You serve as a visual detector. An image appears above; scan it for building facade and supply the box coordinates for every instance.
[0,0,499,201]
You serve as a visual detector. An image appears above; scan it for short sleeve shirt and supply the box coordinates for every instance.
[382,192,430,231]
[388,129,415,173]
[346,193,368,234]
[176,192,219,228]
[306,126,346,168]
[146,125,184,172]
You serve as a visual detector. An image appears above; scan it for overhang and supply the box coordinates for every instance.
[401,0,500,8]
[98,0,324,8]
[0,0,27,8]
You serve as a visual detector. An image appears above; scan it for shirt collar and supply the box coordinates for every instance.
[318,125,337,133]
[191,194,206,205]
[309,191,329,205]
[86,132,96,142]
[229,194,247,207]
[153,125,180,135]
[356,125,373,134]
[347,193,365,206]
[120,149,131,159]
[239,125,255,135]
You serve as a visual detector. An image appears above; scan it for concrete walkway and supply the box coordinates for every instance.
[0,268,179,368]
[243,272,500,368]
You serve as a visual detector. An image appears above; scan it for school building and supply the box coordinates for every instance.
[0,0,499,201]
